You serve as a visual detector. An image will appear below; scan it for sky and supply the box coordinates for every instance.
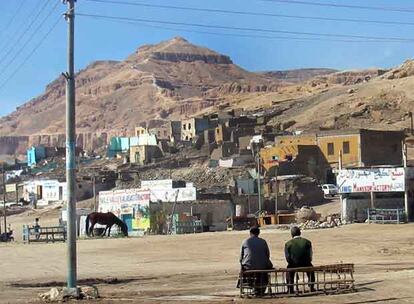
[1,0,414,117]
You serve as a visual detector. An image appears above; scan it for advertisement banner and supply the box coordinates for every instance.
[99,189,151,231]
[337,168,405,193]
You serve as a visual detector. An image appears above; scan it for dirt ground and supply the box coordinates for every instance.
[1,215,414,304]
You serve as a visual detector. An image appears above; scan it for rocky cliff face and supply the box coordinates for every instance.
[0,37,279,138]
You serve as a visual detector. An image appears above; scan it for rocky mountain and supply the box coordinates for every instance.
[1,36,414,148]
[261,68,337,84]
[0,37,281,136]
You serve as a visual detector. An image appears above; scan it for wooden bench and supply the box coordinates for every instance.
[23,225,67,244]
[239,264,355,298]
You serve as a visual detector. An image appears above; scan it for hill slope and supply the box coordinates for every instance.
[0,37,281,136]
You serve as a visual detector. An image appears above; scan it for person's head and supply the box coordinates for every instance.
[250,227,260,237]
[291,226,301,238]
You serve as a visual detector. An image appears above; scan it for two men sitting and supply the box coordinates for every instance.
[239,226,315,296]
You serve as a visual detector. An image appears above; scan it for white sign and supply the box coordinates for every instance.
[149,187,196,202]
[99,189,150,206]
[337,168,405,193]
[141,179,173,189]
[5,184,16,193]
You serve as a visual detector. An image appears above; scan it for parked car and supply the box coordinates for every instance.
[321,184,338,197]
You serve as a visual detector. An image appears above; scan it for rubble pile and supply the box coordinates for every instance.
[295,206,319,223]
[39,286,99,302]
[299,214,346,230]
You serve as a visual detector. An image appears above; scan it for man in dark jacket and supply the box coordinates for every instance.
[284,226,315,293]
[239,227,273,296]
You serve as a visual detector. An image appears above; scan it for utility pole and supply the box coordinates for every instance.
[256,151,262,213]
[93,175,97,212]
[63,0,78,296]
[403,142,410,222]
[2,167,6,234]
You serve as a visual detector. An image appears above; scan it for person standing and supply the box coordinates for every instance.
[239,227,273,296]
[284,226,315,293]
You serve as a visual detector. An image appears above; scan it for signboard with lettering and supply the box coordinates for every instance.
[5,184,16,193]
[337,168,405,193]
[98,189,151,231]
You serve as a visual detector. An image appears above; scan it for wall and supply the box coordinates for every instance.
[360,130,404,166]
[276,134,317,146]
[181,118,196,141]
[149,125,171,141]
[342,195,404,222]
[170,121,182,142]
[317,133,360,167]
[153,200,233,231]
[135,127,148,136]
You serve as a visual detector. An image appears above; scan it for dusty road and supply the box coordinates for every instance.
[0,223,413,303]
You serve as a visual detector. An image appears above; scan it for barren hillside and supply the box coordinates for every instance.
[0,37,281,136]
[1,36,414,138]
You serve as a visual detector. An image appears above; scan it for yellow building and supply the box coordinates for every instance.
[271,129,404,182]
[260,145,300,171]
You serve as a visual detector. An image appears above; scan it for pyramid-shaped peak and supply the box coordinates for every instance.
[130,37,233,64]
[170,36,188,43]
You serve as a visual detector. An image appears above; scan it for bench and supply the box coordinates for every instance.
[239,264,355,298]
[23,225,67,244]
[367,208,405,224]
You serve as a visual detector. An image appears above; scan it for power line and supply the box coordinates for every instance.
[0,0,28,36]
[0,0,53,66]
[85,0,414,27]
[90,15,410,44]
[76,13,414,42]
[0,16,62,92]
[261,0,414,13]
[0,1,60,80]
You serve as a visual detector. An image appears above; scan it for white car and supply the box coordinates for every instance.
[322,184,338,197]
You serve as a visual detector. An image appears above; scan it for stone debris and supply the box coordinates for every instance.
[296,206,319,223]
[39,288,61,302]
[39,286,99,302]
[299,215,347,230]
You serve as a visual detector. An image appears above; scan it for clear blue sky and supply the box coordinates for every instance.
[1,0,414,117]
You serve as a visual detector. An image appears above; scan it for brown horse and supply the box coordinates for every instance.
[85,212,128,237]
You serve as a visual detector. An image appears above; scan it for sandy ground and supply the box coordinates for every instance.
[1,217,414,304]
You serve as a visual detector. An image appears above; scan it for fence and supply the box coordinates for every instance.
[367,208,406,224]
[23,225,67,244]
[239,264,355,298]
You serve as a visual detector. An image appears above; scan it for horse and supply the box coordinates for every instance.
[85,212,128,237]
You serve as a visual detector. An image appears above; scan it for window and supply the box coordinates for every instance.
[343,141,350,154]
[183,124,186,130]
[188,123,192,130]
[216,128,220,134]
[327,142,334,155]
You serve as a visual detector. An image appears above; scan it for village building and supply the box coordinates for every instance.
[135,126,148,137]
[181,117,209,141]
[149,125,171,141]
[275,129,405,182]
[129,145,163,165]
